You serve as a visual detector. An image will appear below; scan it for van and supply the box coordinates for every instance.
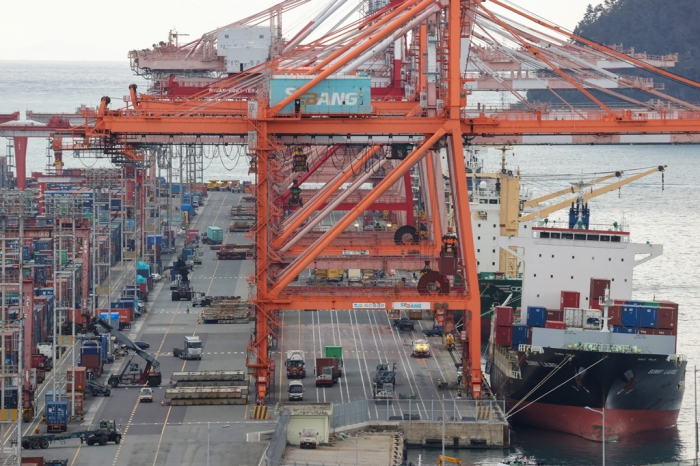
[139,387,153,403]
[288,380,304,401]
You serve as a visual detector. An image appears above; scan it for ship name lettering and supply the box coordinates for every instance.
[663,369,678,375]
[648,369,663,374]
[526,361,540,366]
[541,362,558,368]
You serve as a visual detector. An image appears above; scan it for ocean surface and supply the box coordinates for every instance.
[1,61,699,466]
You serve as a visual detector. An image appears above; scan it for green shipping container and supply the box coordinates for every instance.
[207,226,223,243]
[324,346,343,359]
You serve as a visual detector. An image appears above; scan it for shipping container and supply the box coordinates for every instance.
[67,366,87,391]
[546,309,563,322]
[638,328,659,335]
[639,306,658,328]
[73,392,84,415]
[583,309,603,330]
[46,400,68,426]
[658,307,677,329]
[607,305,623,327]
[526,306,546,327]
[589,278,611,307]
[495,306,513,327]
[657,328,677,336]
[511,325,530,348]
[612,326,638,334]
[495,326,512,346]
[564,307,584,328]
[621,305,640,327]
[560,291,580,311]
[270,76,372,115]
[545,320,567,330]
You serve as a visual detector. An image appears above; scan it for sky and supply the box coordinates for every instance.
[0,0,598,62]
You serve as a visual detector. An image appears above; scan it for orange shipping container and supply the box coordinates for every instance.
[73,392,84,415]
[67,366,87,392]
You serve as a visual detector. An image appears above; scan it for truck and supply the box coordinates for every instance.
[314,357,341,387]
[192,292,242,307]
[299,429,318,449]
[170,258,194,301]
[173,336,203,360]
[323,346,343,377]
[412,339,431,358]
[89,319,162,388]
[372,363,397,387]
[285,350,306,378]
[203,226,223,245]
[288,380,304,401]
[422,324,444,337]
[392,318,415,331]
[21,419,121,450]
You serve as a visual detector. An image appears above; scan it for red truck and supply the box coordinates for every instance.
[314,357,341,387]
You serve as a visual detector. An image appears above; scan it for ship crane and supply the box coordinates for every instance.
[50,0,700,405]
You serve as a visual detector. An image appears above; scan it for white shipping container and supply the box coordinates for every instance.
[564,307,584,328]
[584,308,603,330]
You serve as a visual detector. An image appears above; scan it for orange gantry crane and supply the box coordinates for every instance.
[53,0,700,404]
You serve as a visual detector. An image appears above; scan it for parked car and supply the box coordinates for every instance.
[139,387,153,403]
[151,273,162,282]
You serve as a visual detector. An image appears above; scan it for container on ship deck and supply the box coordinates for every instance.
[638,328,660,335]
[589,278,611,310]
[639,306,658,328]
[656,300,679,313]
[546,309,563,322]
[621,305,640,327]
[657,307,677,329]
[560,290,580,311]
[607,305,622,327]
[564,307,583,328]
[511,325,530,348]
[495,306,513,327]
[495,326,512,346]
[526,306,546,328]
[612,326,638,334]
[583,309,603,330]
[545,320,566,330]
[657,328,677,336]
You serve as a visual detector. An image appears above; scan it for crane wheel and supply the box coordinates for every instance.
[394,225,419,245]
[87,438,95,446]
[417,271,450,295]
[109,378,119,388]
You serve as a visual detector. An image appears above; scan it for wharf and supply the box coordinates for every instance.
[9,190,508,466]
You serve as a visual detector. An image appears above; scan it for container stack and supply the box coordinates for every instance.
[494,306,513,346]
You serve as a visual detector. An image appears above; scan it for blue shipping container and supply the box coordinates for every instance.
[639,307,658,328]
[22,246,31,261]
[46,401,68,425]
[512,325,530,348]
[621,305,640,327]
[612,326,638,334]
[100,312,120,322]
[270,76,372,115]
[526,306,547,327]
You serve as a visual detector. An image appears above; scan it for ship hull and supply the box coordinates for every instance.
[489,347,686,440]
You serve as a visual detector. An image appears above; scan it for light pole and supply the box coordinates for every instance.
[207,422,230,466]
[585,406,605,466]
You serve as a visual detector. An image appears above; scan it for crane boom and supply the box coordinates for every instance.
[522,171,622,209]
[95,319,160,370]
[520,165,666,223]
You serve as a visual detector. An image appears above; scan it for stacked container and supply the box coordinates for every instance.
[511,325,530,349]
[564,308,584,328]
[494,306,513,346]
[46,401,68,432]
[560,290,580,311]
[583,309,603,329]
[589,278,611,310]
[526,306,546,327]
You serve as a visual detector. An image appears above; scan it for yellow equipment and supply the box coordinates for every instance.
[438,456,462,466]
[412,339,430,357]
[444,333,455,350]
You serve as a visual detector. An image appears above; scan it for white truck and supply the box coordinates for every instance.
[347,269,362,284]
[173,336,203,360]
[288,380,305,401]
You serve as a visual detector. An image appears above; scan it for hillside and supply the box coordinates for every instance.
[530,0,700,103]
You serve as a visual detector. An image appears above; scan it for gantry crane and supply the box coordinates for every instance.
[51,0,700,405]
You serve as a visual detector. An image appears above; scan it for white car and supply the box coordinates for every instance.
[139,387,153,403]
[151,273,162,282]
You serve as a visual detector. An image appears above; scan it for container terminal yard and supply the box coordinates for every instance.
[3,0,700,465]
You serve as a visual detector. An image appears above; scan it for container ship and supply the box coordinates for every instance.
[486,197,686,441]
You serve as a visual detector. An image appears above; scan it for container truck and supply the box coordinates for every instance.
[314,357,341,387]
[323,346,343,377]
[203,226,224,245]
[285,350,306,378]
[173,336,203,360]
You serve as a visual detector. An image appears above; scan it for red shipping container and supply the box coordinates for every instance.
[80,354,100,369]
[657,300,679,313]
[67,366,87,391]
[560,291,580,311]
[545,320,566,330]
[589,278,611,307]
[73,392,84,415]
[657,329,677,336]
[119,308,132,325]
[657,307,677,329]
[546,309,563,321]
[495,326,513,346]
[495,306,514,327]
[638,328,659,335]
[614,299,628,305]
[607,305,622,327]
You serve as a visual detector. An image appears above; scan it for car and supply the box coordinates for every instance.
[133,341,150,350]
[151,273,162,282]
[138,387,153,403]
